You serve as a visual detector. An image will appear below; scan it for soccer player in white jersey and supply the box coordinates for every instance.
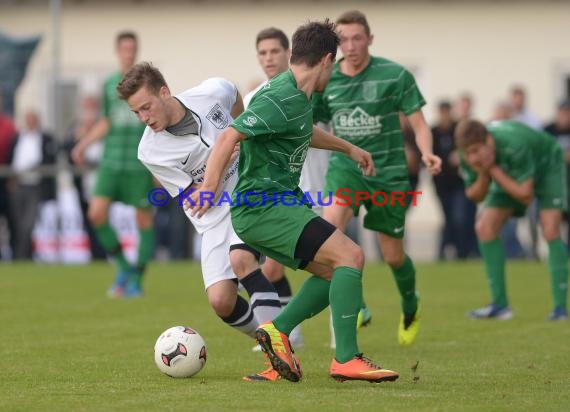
[117,62,288,381]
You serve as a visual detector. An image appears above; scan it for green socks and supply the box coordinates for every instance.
[479,239,508,307]
[547,239,568,310]
[330,266,363,363]
[94,223,131,273]
[94,223,154,284]
[273,276,330,336]
[477,238,567,310]
[390,255,418,315]
[273,266,366,363]
[134,228,155,282]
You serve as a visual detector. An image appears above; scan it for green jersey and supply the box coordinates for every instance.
[231,70,312,198]
[460,120,559,191]
[101,71,146,171]
[312,56,425,186]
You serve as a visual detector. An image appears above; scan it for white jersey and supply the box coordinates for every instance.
[138,78,239,234]
[244,83,330,209]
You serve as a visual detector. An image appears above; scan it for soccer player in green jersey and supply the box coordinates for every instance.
[187,19,399,383]
[245,28,304,351]
[456,119,568,321]
[312,10,442,346]
[72,31,154,298]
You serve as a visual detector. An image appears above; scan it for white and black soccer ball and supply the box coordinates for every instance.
[154,326,207,378]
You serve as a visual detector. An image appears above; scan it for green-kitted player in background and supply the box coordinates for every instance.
[72,31,155,298]
[456,119,568,321]
[312,10,442,345]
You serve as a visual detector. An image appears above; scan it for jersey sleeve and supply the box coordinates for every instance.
[139,161,193,198]
[311,92,331,124]
[397,69,426,116]
[231,93,288,140]
[201,78,238,113]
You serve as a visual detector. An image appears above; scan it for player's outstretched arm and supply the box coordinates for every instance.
[407,110,442,175]
[187,126,246,218]
[310,126,375,176]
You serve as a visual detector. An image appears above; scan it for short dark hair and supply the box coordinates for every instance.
[117,62,167,100]
[510,84,526,95]
[558,98,570,110]
[455,119,488,149]
[336,10,371,36]
[116,31,137,46]
[438,100,452,110]
[256,27,289,50]
[290,19,339,67]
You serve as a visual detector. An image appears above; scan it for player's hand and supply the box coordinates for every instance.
[184,185,215,219]
[479,146,496,171]
[422,153,442,175]
[71,144,85,166]
[348,146,376,176]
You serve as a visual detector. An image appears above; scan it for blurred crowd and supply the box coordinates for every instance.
[0,83,569,263]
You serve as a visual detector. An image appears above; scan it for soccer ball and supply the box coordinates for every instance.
[154,326,207,378]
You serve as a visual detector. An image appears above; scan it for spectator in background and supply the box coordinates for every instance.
[492,100,513,121]
[454,92,474,120]
[544,98,570,250]
[64,95,107,260]
[431,100,478,259]
[0,95,17,260]
[8,110,57,260]
[510,85,541,129]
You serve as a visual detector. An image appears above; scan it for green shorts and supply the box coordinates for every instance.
[93,167,154,209]
[230,195,318,269]
[485,146,568,216]
[325,166,411,238]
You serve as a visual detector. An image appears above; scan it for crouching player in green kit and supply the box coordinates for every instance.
[456,119,568,321]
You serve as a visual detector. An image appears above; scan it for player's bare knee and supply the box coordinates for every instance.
[336,243,364,269]
[319,266,333,280]
[384,252,405,268]
[229,249,258,278]
[208,294,234,317]
[87,206,106,226]
[262,260,284,282]
[475,218,497,241]
[542,226,561,242]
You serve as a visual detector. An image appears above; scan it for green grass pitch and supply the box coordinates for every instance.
[1,261,568,411]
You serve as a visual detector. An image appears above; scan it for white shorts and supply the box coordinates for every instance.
[200,212,243,290]
[299,147,330,216]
